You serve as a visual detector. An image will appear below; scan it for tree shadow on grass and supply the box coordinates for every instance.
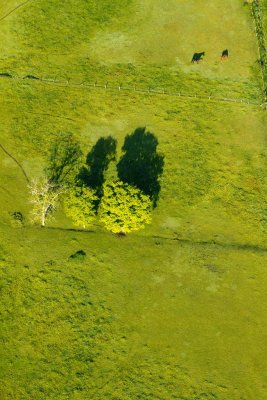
[46,132,82,186]
[117,127,164,206]
[79,136,117,196]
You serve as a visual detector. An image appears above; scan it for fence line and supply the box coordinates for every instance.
[0,1,265,108]
[4,73,264,108]
[33,78,266,107]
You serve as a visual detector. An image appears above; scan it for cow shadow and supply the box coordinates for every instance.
[79,136,117,196]
[117,127,164,207]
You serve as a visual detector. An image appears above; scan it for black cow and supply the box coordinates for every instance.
[221,49,229,60]
[191,51,205,63]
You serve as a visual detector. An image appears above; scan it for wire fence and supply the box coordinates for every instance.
[0,0,266,109]
[2,72,264,108]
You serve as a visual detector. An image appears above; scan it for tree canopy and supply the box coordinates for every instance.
[63,186,98,228]
[99,181,152,234]
[46,132,82,186]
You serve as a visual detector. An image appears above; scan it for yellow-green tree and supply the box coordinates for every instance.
[63,186,97,228]
[99,181,152,234]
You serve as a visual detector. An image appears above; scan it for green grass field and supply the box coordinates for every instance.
[0,1,267,399]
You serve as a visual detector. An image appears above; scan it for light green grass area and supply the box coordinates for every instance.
[0,0,263,100]
[0,1,267,399]
[7,0,259,78]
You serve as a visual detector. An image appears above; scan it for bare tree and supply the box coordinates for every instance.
[29,178,64,227]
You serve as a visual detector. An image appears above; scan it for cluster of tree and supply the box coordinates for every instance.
[29,129,164,235]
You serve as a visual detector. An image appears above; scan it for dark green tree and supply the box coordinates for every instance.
[46,133,82,186]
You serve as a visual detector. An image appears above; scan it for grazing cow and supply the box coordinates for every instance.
[191,51,205,63]
[221,49,229,60]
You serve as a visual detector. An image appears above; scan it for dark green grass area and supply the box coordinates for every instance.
[0,226,267,399]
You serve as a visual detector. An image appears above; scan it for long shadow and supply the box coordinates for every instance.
[46,226,96,233]
[117,127,164,206]
[152,235,267,254]
[79,136,116,196]
[45,227,267,253]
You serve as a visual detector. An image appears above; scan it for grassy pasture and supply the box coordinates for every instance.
[0,225,267,399]
[0,1,267,399]
[0,0,263,100]
[10,0,259,77]
[0,79,266,246]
